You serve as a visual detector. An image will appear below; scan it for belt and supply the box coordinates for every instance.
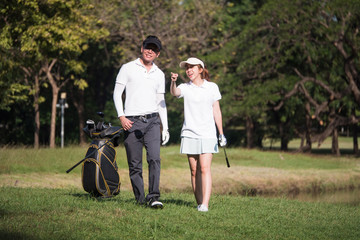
[128,113,158,120]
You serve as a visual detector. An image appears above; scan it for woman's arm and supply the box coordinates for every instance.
[213,100,224,135]
[170,72,181,97]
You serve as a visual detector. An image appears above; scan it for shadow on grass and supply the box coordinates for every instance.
[68,192,194,206]
[162,198,194,207]
[0,230,36,240]
[68,192,122,202]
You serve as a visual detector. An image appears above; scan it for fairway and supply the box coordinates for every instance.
[1,144,360,239]
[1,187,360,240]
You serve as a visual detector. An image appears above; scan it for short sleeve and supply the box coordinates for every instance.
[213,83,221,102]
[178,83,188,98]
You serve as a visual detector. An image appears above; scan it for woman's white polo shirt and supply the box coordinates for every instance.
[178,80,221,139]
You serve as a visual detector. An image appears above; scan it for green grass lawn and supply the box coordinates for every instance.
[1,187,359,240]
[1,140,360,239]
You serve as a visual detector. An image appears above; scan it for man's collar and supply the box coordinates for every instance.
[135,58,158,70]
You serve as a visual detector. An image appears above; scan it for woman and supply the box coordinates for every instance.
[170,57,227,212]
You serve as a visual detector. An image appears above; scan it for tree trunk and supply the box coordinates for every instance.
[72,89,87,145]
[352,108,359,155]
[22,66,42,149]
[297,103,312,153]
[246,116,254,148]
[300,136,304,148]
[332,128,340,156]
[33,75,40,149]
[49,87,59,148]
[354,125,359,155]
[279,121,288,151]
[304,113,312,153]
[45,59,60,149]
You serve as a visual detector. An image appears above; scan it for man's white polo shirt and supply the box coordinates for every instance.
[115,58,165,116]
[178,80,221,139]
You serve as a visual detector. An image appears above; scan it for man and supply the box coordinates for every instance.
[113,35,169,208]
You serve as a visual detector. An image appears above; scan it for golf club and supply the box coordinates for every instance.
[66,133,118,174]
[224,147,230,168]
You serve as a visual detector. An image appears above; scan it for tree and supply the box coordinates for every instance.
[86,0,230,143]
[1,0,47,148]
[203,0,267,148]
[2,0,108,148]
[233,0,360,154]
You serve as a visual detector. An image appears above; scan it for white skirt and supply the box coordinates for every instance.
[180,137,219,154]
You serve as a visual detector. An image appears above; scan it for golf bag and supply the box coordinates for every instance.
[66,112,123,198]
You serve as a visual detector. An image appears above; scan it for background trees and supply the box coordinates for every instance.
[232,0,360,154]
[0,0,359,155]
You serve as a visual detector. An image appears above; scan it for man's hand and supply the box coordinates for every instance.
[119,116,134,131]
[218,134,227,147]
[162,129,170,145]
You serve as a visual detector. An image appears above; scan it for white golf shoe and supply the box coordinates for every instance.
[197,204,208,212]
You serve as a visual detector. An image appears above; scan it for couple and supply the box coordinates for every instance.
[113,36,227,212]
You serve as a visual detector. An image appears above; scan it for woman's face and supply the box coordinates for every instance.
[185,64,203,81]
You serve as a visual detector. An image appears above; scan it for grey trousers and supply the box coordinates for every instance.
[123,115,161,203]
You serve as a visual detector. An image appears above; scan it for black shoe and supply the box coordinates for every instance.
[136,199,146,206]
[148,198,163,209]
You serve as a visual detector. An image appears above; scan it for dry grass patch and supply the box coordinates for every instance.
[211,165,360,195]
[2,166,359,197]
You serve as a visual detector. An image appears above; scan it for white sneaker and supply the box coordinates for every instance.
[197,204,208,212]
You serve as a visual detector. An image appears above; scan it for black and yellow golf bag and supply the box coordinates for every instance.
[66,112,123,198]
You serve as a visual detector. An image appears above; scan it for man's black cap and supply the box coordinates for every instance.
[143,35,162,51]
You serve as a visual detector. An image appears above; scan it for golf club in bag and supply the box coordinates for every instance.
[66,112,123,198]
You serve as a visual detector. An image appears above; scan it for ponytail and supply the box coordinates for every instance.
[200,66,210,81]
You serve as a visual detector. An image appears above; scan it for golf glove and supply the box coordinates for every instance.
[162,129,170,145]
[218,134,227,147]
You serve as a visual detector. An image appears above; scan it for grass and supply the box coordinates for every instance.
[1,187,359,240]
[1,143,359,195]
[1,138,360,239]
[262,136,358,155]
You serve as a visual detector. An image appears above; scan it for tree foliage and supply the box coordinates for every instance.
[227,0,360,151]
[0,0,358,155]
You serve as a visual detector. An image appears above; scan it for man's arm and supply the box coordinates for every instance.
[113,83,125,117]
[113,82,133,130]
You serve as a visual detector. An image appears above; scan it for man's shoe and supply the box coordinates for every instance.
[149,198,163,209]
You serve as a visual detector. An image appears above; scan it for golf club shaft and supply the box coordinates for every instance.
[224,148,230,168]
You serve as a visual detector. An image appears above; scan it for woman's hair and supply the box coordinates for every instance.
[200,65,210,81]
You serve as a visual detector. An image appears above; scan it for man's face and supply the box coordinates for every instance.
[141,43,160,63]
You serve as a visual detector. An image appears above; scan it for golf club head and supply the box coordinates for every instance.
[97,112,105,119]
[86,119,95,129]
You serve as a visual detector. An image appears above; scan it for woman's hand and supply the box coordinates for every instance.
[171,72,178,82]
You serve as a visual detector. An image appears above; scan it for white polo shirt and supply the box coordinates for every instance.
[115,58,165,116]
[178,80,221,139]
